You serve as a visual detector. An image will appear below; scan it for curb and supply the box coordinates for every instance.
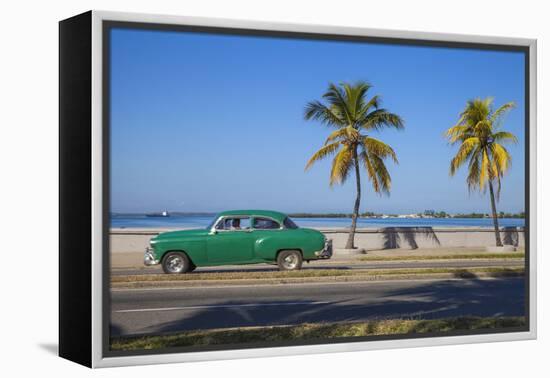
[111,256,524,271]
[111,270,524,290]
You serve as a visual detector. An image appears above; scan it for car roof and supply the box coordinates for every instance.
[217,210,288,223]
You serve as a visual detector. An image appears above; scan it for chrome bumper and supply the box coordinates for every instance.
[314,239,333,259]
[144,247,160,266]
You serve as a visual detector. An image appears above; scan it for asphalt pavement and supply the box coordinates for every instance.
[110,276,525,337]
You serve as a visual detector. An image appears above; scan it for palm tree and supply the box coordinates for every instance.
[304,81,404,249]
[445,97,517,246]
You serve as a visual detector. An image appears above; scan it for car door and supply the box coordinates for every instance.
[206,216,254,263]
[250,216,284,258]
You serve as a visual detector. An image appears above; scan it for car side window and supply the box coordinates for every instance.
[253,217,280,230]
[216,217,251,231]
[283,217,299,229]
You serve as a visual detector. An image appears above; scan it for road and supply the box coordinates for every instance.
[110,276,525,337]
[111,259,523,276]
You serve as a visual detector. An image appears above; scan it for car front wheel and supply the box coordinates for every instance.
[162,252,191,274]
[277,250,303,271]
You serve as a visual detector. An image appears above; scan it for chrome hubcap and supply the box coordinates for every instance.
[283,254,298,269]
[166,256,184,273]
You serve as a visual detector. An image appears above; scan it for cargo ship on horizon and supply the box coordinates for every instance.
[145,211,170,217]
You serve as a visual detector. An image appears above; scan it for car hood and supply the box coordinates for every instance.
[153,229,209,241]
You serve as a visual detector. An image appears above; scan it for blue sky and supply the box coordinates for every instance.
[109,28,526,214]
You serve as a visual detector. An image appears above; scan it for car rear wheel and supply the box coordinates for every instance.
[162,252,191,274]
[277,250,303,271]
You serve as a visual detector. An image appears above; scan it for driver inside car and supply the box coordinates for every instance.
[230,218,241,230]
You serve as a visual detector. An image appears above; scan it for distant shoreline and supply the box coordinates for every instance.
[110,225,526,233]
[287,213,525,219]
[110,213,525,230]
[111,212,525,219]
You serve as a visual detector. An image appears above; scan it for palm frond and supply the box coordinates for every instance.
[323,83,353,125]
[492,131,518,144]
[329,145,353,186]
[356,94,380,120]
[355,94,381,122]
[450,137,480,175]
[324,128,347,145]
[490,102,515,129]
[343,81,371,119]
[466,153,482,193]
[304,100,345,127]
[476,119,494,136]
[360,150,391,194]
[305,142,341,171]
[359,108,404,131]
[361,136,398,163]
[479,148,490,190]
[324,126,360,145]
[445,125,472,145]
[371,154,392,194]
[361,150,380,193]
[490,143,512,175]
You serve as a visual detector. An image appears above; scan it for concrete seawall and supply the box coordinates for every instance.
[110,227,525,254]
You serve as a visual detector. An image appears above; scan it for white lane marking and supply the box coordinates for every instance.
[115,301,331,313]
[111,276,509,293]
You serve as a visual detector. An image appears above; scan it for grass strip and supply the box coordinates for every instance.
[112,267,524,284]
[111,316,526,351]
[360,252,525,262]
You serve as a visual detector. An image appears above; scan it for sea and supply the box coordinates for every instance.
[110,214,525,229]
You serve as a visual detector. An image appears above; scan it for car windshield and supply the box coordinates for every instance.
[205,216,219,230]
[283,217,299,229]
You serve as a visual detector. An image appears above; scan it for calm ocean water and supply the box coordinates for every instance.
[110,214,525,229]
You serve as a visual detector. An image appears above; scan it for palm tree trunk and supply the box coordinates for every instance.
[488,179,503,247]
[345,147,361,249]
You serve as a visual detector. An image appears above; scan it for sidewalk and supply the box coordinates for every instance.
[111,247,524,269]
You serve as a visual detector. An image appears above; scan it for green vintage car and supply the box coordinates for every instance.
[144,210,332,273]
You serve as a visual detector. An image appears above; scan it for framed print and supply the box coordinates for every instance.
[59,10,537,368]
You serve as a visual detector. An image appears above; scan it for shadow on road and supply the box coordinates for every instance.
[111,277,525,337]
[192,265,353,273]
[113,265,353,276]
